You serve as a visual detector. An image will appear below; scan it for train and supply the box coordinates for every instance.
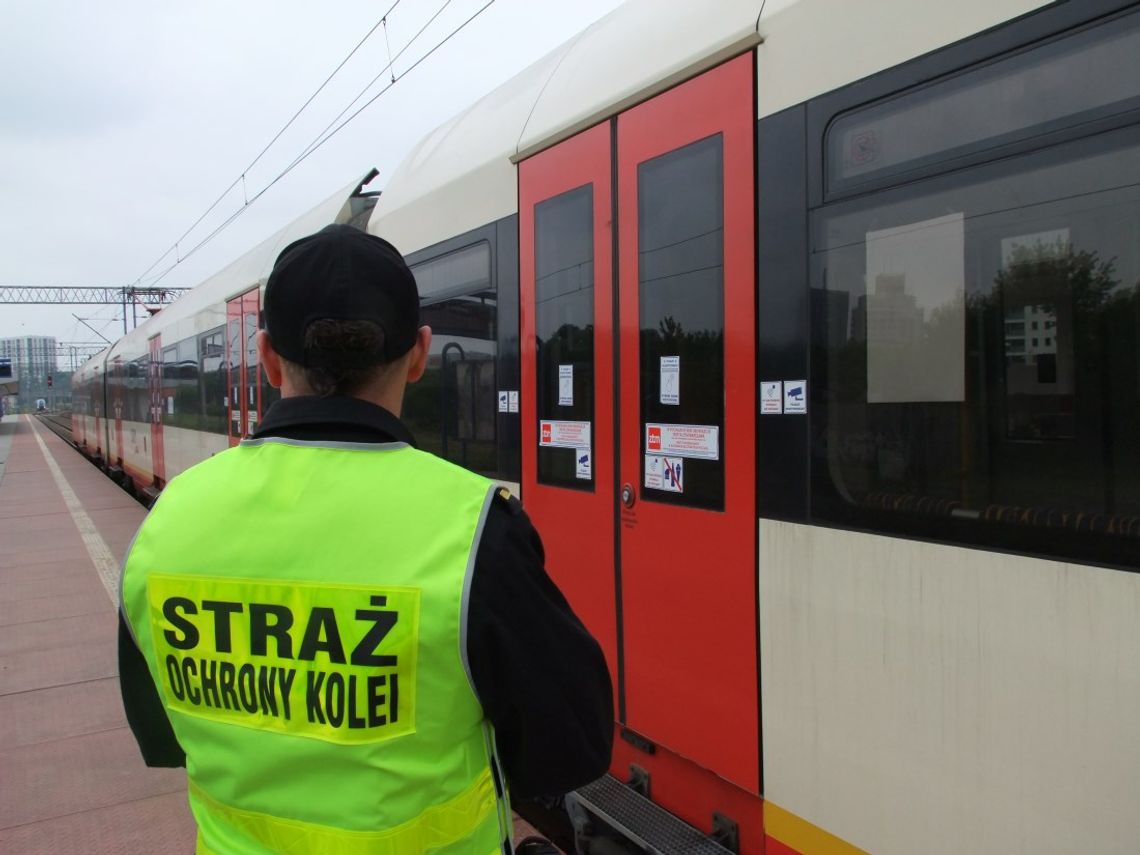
[71,0,1140,853]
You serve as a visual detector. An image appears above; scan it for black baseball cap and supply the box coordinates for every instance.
[264,224,419,367]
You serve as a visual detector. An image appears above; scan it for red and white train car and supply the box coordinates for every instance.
[74,1,1140,852]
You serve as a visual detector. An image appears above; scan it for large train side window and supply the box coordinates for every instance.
[827,10,1140,195]
[404,243,499,478]
[534,185,595,490]
[811,27,1140,569]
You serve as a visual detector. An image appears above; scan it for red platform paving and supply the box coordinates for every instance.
[0,415,557,854]
[0,415,193,854]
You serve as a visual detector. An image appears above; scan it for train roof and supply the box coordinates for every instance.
[369,0,1051,255]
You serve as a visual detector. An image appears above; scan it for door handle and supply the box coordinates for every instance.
[621,482,636,509]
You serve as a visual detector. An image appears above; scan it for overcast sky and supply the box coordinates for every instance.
[0,0,623,352]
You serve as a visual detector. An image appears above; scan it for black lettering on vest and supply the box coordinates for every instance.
[165,654,186,700]
[325,672,345,727]
[390,673,399,724]
[182,657,201,704]
[257,666,279,717]
[237,664,258,713]
[367,674,387,727]
[278,668,296,721]
[347,676,366,729]
[351,599,398,667]
[249,603,294,658]
[298,608,346,663]
[163,598,199,649]
[200,658,220,707]
[219,661,239,710]
[306,671,326,724]
[202,600,244,653]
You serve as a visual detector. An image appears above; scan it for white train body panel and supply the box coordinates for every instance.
[761,520,1140,854]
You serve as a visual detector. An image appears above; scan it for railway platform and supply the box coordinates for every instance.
[0,413,194,853]
[0,413,555,853]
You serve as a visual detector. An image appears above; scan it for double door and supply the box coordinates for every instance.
[520,56,758,794]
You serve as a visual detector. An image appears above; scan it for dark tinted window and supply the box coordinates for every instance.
[638,135,725,510]
[812,124,1140,567]
[404,245,499,478]
[199,328,227,434]
[828,10,1140,193]
[534,185,595,489]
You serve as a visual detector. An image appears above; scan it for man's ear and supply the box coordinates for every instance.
[406,326,432,384]
[257,330,284,389]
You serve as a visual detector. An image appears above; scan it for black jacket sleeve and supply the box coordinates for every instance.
[467,491,614,799]
[118,610,186,768]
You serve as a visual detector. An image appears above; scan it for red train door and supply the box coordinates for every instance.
[521,54,759,841]
[148,334,166,485]
[520,122,618,694]
[226,288,263,447]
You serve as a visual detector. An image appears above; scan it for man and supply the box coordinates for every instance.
[119,224,613,854]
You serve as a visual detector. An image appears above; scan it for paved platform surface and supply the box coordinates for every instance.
[0,414,193,853]
[0,415,556,853]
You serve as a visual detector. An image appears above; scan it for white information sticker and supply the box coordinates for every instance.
[167,396,175,416]
[540,420,591,450]
[645,455,684,493]
[575,448,592,480]
[498,391,509,413]
[660,356,680,406]
[645,423,719,460]
[558,365,574,406]
[508,391,519,414]
[784,380,807,414]
[760,381,783,415]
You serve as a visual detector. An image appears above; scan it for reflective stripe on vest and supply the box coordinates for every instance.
[122,439,509,854]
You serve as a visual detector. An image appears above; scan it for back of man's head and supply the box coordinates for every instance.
[264,225,420,397]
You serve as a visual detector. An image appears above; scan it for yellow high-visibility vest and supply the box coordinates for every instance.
[122,437,510,855]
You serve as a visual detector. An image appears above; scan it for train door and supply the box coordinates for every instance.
[521,54,759,841]
[226,288,263,447]
[148,334,166,485]
[520,121,618,691]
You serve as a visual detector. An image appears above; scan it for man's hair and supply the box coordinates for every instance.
[282,319,401,397]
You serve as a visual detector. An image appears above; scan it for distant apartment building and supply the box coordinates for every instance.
[0,336,58,410]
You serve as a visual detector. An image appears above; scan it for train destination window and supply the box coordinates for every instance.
[638,134,724,511]
[405,244,500,479]
[534,185,595,490]
[827,9,1140,194]
[811,119,1140,568]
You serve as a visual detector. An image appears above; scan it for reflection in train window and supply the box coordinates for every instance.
[812,122,1140,566]
[534,185,595,490]
[638,135,725,511]
[405,244,499,478]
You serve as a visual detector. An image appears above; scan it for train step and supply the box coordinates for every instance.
[569,774,737,855]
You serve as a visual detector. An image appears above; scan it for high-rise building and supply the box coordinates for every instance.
[0,336,57,411]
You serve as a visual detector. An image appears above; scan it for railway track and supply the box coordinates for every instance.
[36,411,74,445]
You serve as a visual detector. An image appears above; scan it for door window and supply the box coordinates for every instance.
[535,184,596,489]
[638,135,726,510]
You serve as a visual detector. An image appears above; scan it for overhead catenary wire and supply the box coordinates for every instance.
[144,0,498,287]
[132,0,403,287]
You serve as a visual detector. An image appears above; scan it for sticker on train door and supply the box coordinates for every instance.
[660,356,679,405]
[558,365,574,406]
[539,420,591,449]
[645,455,683,493]
[645,423,719,460]
[576,448,592,480]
